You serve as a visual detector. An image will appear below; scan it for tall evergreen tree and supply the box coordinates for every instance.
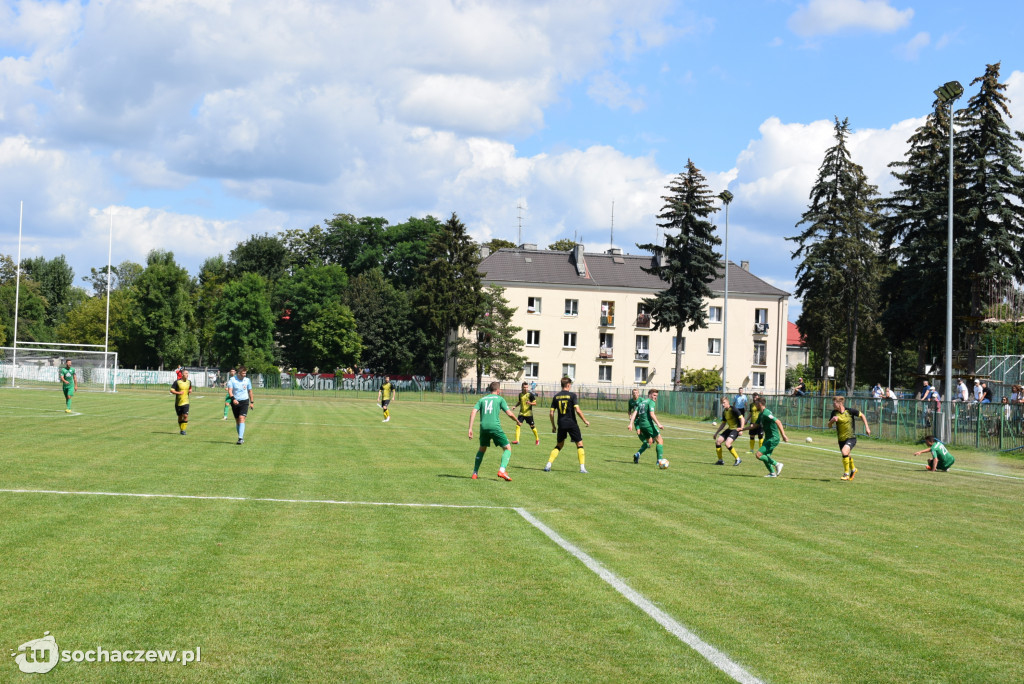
[456,285,526,391]
[788,117,881,392]
[416,212,483,387]
[637,159,722,390]
[345,268,417,374]
[953,62,1024,373]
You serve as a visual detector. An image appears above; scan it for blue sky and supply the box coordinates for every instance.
[0,0,1021,321]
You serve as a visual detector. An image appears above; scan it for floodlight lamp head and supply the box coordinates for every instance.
[719,189,734,205]
[934,81,964,104]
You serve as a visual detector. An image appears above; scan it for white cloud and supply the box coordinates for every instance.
[1005,71,1024,127]
[788,0,913,37]
[897,31,930,60]
[587,71,646,112]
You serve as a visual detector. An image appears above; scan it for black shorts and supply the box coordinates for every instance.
[556,424,583,444]
[839,437,857,451]
[175,404,190,417]
[749,426,764,437]
[518,414,535,427]
[718,429,739,443]
[232,399,250,419]
[381,399,391,409]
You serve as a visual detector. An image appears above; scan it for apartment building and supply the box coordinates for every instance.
[472,244,790,393]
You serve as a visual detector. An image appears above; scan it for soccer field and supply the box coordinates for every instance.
[2,388,1023,683]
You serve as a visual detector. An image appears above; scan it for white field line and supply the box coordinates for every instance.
[591,412,1024,482]
[0,485,764,682]
[515,507,763,684]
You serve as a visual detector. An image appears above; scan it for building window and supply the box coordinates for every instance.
[524,362,539,379]
[755,308,768,325]
[635,366,649,384]
[600,300,615,326]
[709,306,722,323]
[599,365,612,382]
[599,332,614,359]
[672,336,685,354]
[752,371,766,388]
[563,331,577,348]
[635,303,651,328]
[527,296,542,314]
[564,299,578,316]
[526,330,540,346]
[561,364,576,380]
[753,341,767,366]
[708,338,721,355]
[635,335,649,361]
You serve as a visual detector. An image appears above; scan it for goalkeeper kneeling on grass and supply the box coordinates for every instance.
[914,435,955,472]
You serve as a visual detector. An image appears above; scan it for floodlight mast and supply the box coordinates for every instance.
[719,189,734,395]
[933,80,963,442]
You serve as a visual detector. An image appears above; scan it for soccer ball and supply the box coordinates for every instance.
[657,459,670,469]
[806,437,813,443]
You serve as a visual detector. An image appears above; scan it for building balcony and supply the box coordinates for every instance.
[599,348,614,359]
[752,353,767,367]
[753,323,769,335]
[600,315,615,327]
[635,351,649,361]
[634,314,652,328]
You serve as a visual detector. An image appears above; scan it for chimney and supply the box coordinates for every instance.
[606,247,623,255]
[572,243,587,277]
[479,246,491,259]
[520,243,537,251]
[740,260,750,271]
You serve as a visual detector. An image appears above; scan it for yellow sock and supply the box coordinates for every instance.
[848,457,855,472]
[842,456,850,473]
[548,448,560,463]
[532,427,539,441]
[515,425,521,442]
[749,439,756,452]
[716,445,722,460]
[384,409,389,418]
[179,421,186,431]
[729,446,739,461]
[577,448,585,465]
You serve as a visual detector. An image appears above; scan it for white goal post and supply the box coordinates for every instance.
[0,342,119,392]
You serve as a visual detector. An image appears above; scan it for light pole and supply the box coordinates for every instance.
[934,80,963,442]
[719,190,734,395]
[887,350,892,390]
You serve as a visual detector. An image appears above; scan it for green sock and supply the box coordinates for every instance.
[224,404,229,418]
[655,444,664,459]
[500,448,511,470]
[638,442,649,455]
[758,454,777,472]
[66,397,72,410]
[473,450,485,474]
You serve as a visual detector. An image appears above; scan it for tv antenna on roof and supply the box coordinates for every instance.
[516,201,524,245]
[610,200,615,249]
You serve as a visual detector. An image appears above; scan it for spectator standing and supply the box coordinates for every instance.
[973,379,982,403]
[957,378,969,402]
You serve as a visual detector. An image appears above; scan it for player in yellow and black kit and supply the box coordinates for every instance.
[170,369,194,436]
[827,395,871,480]
[377,376,396,423]
[545,377,591,473]
[512,381,540,445]
[713,396,745,466]
[747,392,765,453]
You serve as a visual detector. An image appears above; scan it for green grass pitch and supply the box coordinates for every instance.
[2,388,1023,682]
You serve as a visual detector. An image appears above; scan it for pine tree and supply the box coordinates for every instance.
[788,117,881,392]
[456,285,526,391]
[637,160,722,390]
[953,62,1024,373]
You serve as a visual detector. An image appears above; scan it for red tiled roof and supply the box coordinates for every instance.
[787,321,806,347]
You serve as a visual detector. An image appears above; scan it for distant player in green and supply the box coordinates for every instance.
[170,370,194,435]
[222,369,236,420]
[468,381,521,481]
[713,396,745,466]
[512,381,540,445]
[629,388,665,464]
[59,359,77,413]
[914,435,955,472]
[628,388,642,438]
[827,395,871,480]
[378,376,396,422]
[738,395,789,477]
[546,376,591,473]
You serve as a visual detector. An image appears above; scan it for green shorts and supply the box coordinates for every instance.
[760,439,780,458]
[63,387,75,398]
[638,425,660,442]
[479,428,510,448]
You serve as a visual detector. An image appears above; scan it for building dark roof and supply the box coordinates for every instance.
[479,248,789,297]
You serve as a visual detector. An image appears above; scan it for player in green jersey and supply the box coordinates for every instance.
[713,397,745,466]
[222,369,236,420]
[738,395,789,477]
[914,435,955,472]
[468,381,521,481]
[827,395,871,480]
[628,389,665,464]
[628,388,642,438]
[512,381,540,445]
[59,359,78,413]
